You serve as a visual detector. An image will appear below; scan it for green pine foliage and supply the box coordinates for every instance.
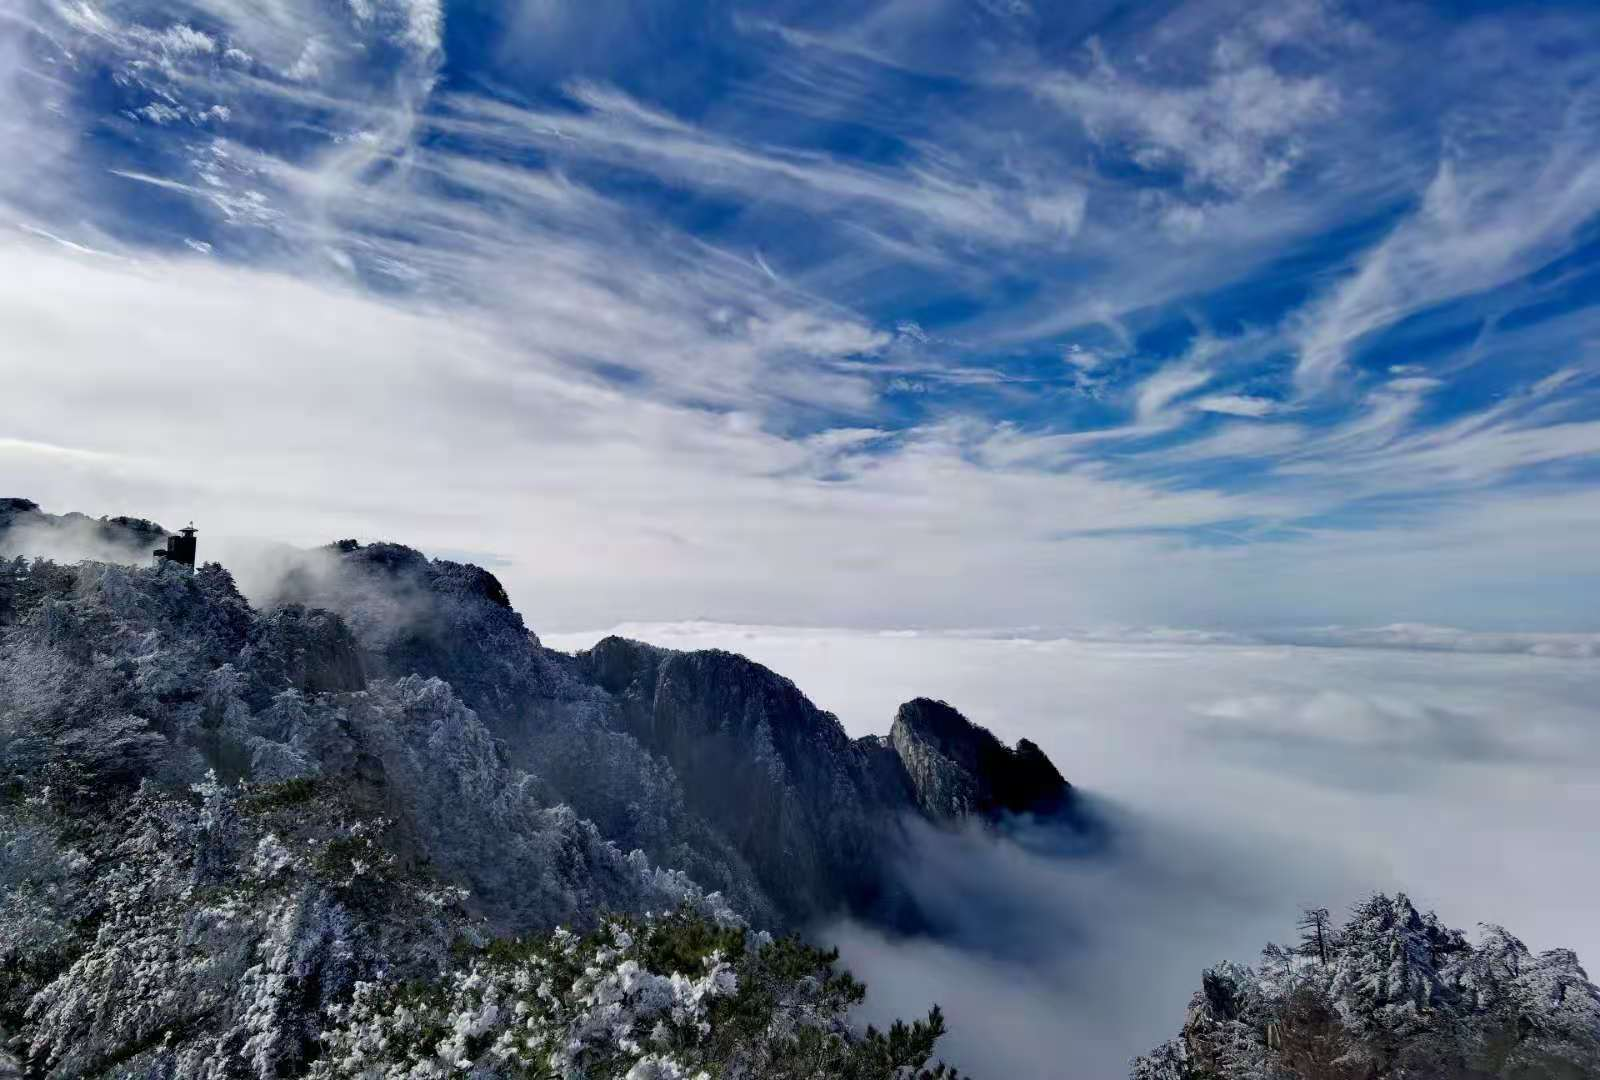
[315,907,963,1079]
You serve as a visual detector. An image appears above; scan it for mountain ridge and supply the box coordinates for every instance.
[0,498,1082,1074]
[0,499,1076,933]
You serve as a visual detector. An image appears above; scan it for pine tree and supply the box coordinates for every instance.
[1298,907,1332,966]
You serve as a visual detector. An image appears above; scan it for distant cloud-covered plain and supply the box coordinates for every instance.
[547,622,1600,1078]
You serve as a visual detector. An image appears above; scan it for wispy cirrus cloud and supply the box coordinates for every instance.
[1034,31,1339,199]
[3,0,1600,634]
[1293,142,1600,394]
[427,84,1092,258]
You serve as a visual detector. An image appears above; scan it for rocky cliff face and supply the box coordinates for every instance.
[577,637,1074,924]
[578,636,917,924]
[891,697,1071,820]
[248,526,1079,927]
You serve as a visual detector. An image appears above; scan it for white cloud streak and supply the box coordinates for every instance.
[1293,117,1600,393]
[1193,394,1276,417]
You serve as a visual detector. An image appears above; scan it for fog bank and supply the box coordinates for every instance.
[547,623,1600,1077]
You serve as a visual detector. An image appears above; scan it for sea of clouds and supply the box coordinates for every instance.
[6,504,1592,1076]
[546,622,1600,1079]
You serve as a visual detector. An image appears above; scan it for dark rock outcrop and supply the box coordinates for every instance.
[890,697,1070,820]
[578,639,1075,924]
[241,603,368,705]
[578,636,919,923]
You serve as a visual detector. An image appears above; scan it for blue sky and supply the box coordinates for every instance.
[3,0,1599,631]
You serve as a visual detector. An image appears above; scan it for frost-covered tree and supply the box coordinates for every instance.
[1,771,963,1078]
[1132,893,1600,1080]
[314,909,961,1080]
[1297,908,1332,966]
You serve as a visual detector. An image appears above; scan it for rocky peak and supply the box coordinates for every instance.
[890,697,1070,821]
[576,638,1075,924]
[267,540,545,729]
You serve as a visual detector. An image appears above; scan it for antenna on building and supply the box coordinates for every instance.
[153,522,198,569]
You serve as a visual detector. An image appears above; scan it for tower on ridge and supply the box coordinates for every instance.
[153,523,198,569]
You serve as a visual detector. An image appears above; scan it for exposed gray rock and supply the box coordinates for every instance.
[891,697,1071,821]
[577,639,1076,925]
[267,539,1079,926]
[578,636,920,924]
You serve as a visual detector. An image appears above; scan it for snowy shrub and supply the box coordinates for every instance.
[0,770,961,1079]
[7,773,469,1078]
[1132,893,1600,1079]
[313,907,961,1080]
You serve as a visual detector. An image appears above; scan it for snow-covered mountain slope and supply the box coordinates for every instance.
[1,502,1021,1076]
[1,726,960,1078]
[1,501,1076,933]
